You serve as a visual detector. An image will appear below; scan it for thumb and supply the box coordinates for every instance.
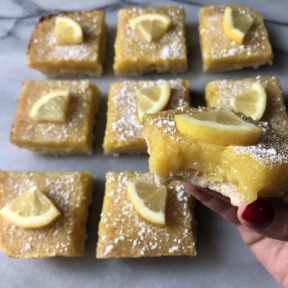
[237,198,288,241]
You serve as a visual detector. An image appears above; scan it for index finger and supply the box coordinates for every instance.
[183,183,240,225]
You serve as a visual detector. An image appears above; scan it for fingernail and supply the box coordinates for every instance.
[241,199,274,227]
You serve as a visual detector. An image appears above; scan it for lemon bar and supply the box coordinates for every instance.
[96,171,196,258]
[143,108,288,206]
[205,76,288,137]
[0,171,93,258]
[28,10,105,77]
[103,79,190,155]
[113,6,187,75]
[10,80,100,155]
[199,5,273,72]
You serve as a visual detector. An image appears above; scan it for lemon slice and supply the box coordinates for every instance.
[0,186,61,229]
[230,82,267,120]
[55,16,83,45]
[136,82,171,123]
[175,106,262,146]
[127,181,167,225]
[129,13,172,43]
[222,6,253,44]
[29,89,70,123]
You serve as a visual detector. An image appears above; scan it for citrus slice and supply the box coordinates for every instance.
[230,82,267,120]
[0,186,61,229]
[129,13,172,43]
[29,89,70,123]
[174,106,262,146]
[136,82,171,123]
[127,181,167,225]
[55,16,83,45]
[222,6,253,44]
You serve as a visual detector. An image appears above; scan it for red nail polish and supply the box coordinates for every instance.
[241,198,274,227]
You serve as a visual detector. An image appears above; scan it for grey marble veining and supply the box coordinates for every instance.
[0,0,286,287]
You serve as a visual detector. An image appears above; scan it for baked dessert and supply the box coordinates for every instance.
[113,6,187,75]
[143,107,288,206]
[28,10,106,77]
[199,5,273,72]
[205,76,288,137]
[96,171,196,258]
[0,170,93,258]
[103,79,190,155]
[10,80,100,155]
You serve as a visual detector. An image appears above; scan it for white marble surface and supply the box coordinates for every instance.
[0,0,287,287]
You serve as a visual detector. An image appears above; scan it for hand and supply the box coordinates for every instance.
[183,184,288,288]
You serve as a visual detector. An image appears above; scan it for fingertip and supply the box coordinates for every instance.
[182,182,195,192]
[237,199,274,228]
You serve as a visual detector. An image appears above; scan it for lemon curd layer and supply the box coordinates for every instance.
[143,108,288,205]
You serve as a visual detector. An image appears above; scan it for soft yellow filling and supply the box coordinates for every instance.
[145,109,288,204]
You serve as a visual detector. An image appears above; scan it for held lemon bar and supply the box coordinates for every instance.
[113,6,187,75]
[199,5,273,72]
[103,79,190,155]
[28,10,105,77]
[0,171,93,258]
[205,76,288,137]
[143,108,288,206]
[96,171,196,258]
[10,80,100,155]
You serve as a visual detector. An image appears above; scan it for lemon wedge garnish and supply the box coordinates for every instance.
[222,6,253,44]
[127,181,167,225]
[55,16,83,45]
[129,13,172,43]
[136,82,171,123]
[0,186,61,229]
[29,89,70,123]
[230,82,267,120]
[174,106,262,146]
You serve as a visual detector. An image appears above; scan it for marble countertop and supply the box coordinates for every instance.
[1,0,287,287]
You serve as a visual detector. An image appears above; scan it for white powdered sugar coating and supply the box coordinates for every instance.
[96,172,196,258]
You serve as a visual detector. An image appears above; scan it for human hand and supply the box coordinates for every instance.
[183,184,288,288]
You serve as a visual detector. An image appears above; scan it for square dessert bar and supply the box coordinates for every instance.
[0,171,93,258]
[199,5,273,72]
[96,171,196,258]
[205,76,288,137]
[113,6,187,75]
[143,108,288,205]
[28,10,105,77]
[10,80,100,155]
[103,79,190,155]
